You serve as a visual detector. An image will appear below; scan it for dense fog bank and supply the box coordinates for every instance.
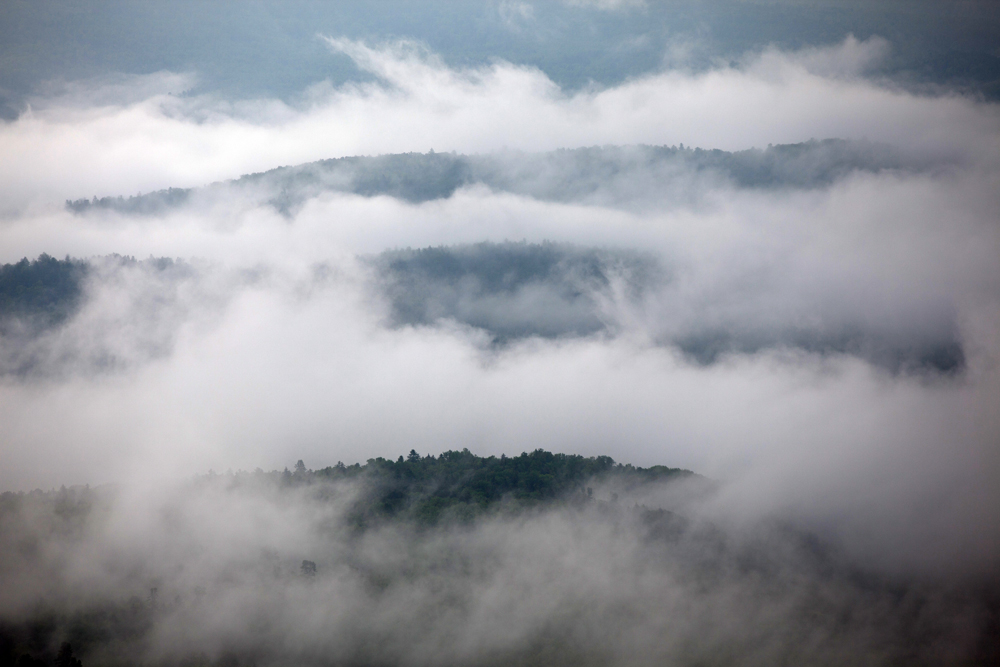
[1,454,997,667]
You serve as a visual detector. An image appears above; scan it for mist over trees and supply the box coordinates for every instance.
[65,189,191,216]
[0,236,967,379]
[0,255,89,376]
[371,241,661,342]
[65,140,932,216]
[42,140,973,378]
[0,255,203,377]
[370,240,966,373]
[1,450,996,667]
[0,255,88,330]
[306,448,692,526]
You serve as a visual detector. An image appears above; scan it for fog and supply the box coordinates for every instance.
[1,28,999,667]
[1,471,993,666]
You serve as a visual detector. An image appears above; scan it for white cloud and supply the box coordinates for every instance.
[499,0,536,28]
[560,0,646,10]
[0,36,996,211]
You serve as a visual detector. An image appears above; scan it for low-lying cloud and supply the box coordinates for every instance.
[0,34,998,666]
[1,36,997,212]
[1,470,995,666]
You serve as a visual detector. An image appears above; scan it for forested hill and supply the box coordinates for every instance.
[65,139,926,216]
[0,254,87,329]
[0,450,699,667]
[0,249,967,377]
[0,449,695,528]
[203,449,696,527]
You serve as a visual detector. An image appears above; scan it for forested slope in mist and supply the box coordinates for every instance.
[65,140,931,216]
[0,237,966,379]
[0,255,88,333]
[1,450,997,667]
[0,255,198,377]
[38,140,969,377]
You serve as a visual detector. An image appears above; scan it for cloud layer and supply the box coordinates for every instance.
[0,36,998,590]
[1,36,998,212]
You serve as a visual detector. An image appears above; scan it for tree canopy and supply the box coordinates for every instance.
[0,254,88,328]
[266,448,694,527]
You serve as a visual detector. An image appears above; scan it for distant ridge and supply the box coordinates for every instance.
[66,139,929,216]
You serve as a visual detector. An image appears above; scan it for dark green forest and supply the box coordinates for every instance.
[0,255,88,331]
[285,448,692,527]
